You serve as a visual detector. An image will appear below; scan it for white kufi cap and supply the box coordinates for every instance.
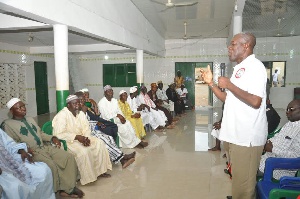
[66,95,78,103]
[129,86,137,93]
[119,90,127,96]
[6,98,21,109]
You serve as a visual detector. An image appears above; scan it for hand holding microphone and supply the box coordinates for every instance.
[220,63,226,92]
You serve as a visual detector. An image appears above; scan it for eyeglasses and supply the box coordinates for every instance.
[286,106,300,112]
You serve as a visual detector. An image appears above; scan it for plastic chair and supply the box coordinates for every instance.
[42,121,67,151]
[256,157,300,199]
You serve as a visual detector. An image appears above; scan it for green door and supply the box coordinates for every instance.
[34,62,49,115]
[175,62,196,107]
[175,62,213,107]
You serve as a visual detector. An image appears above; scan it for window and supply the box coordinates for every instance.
[103,63,137,87]
[263,61,286,87]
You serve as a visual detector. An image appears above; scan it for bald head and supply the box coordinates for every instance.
[286,99,300,122]
[239,32,256,49]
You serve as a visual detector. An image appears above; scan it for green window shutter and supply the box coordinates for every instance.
[103,64,115,86]
[115,64,126,87]
[103,63,137,87]
[127,63,137,87]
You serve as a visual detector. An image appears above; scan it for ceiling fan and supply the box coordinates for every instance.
[274,17,292,37]
[182,21,201,40]
[150,0,198,10]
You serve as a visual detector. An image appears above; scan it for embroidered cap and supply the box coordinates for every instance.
[157,80,162,84]
[104,85,112,91]
[6,98,21,109]
[129,86,137,93]
[119,90,127,96]
[66,95,78,103]
[81,88,89,92]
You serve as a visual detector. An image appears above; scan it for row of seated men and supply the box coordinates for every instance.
[0,82,185,198]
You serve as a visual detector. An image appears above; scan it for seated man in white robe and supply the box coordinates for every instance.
[98,85,148,149]
[52,95,112,185]
[137,85,167,131]
[127,86,150,126]
[156,81,174,112]
[0,128,55,199]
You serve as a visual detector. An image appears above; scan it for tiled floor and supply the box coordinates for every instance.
[33,107,288,199]
[34,108,233,199]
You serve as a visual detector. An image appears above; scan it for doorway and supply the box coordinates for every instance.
[34,61,49,115]
[175,62,213,108]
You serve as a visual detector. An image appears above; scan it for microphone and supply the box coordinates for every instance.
[220,63,225,92]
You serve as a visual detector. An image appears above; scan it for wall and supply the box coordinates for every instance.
[77,36,300,109]
[0,42,56,123]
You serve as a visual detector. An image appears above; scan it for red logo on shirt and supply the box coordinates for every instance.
[235,68,245,78]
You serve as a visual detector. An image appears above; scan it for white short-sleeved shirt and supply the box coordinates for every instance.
[219,54,268,147]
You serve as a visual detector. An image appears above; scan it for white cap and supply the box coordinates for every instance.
[81,88,89,92]
[129,86,137,93]
[104,85,112,91]
[6,98,21,109]
[66,95,78,103]
[119,90,127,96]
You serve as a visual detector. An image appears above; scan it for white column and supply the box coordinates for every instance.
[136,49,143,85]
[233,15,242,35]
[53,24,69,111]
[53,24,69,90]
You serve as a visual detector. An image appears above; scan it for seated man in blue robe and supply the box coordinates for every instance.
[0,128,55,199]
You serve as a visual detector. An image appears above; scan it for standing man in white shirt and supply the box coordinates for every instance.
[201,32,267,199]
[272,69,279,87]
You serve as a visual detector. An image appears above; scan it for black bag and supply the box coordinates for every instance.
[266,104,281,134]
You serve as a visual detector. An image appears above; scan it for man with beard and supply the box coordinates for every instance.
[52,95,112,185]
[1,98,83,198]
[98,85,148,149]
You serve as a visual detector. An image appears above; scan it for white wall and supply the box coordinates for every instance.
[77,36,300,109]
[0,42,56,123]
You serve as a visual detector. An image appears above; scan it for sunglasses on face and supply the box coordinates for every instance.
[286,106,300,112]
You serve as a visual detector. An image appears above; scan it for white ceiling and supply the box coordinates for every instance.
[0,0,300,51]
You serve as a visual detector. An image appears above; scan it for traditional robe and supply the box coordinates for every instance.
[156,88,174,111]
[127,96,150,126]
[98,97,141,148]
[1,117,78,194]
[85,110,124,164]
[0,129,55,199]
[137,93,167,128]
[118,100,146,139]
[52,107,112,185]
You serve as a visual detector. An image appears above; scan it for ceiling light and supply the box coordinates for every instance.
[104,55,109,60]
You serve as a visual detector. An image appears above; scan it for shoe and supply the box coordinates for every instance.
[226,196,232,199]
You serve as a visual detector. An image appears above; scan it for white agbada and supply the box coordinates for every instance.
[98,97,141,148]
[127,95,150,126]
[137,93,167,128]
[156,88,174,111]
[52,107,112,185]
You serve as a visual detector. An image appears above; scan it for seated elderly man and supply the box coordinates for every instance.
[98,85,148,149]
[127,86,150,127]
[118,90,146,139]
[156,80,175,112]
[52,95,112,185]
[75,91,136,169]
[1,98,83,198]
[137,85,168,131]
[0,128,55,199]
[259,99,300,179]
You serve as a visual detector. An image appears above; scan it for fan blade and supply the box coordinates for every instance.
[159,7,171,12]
[174,2,198,7]
[150,0,166,6]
